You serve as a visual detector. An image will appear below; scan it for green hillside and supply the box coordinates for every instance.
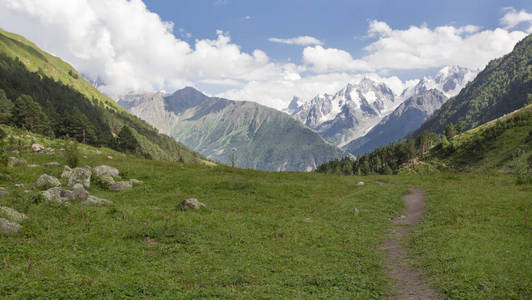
[0,28,120,111]
[428,104,532,173]
[415,33,532,135]
[0,28,204,163]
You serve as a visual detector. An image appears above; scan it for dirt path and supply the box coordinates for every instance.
[382,188,440,300]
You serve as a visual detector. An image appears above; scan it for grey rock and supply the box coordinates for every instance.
[109,181,132,191]
[60,189,74,199]
[44,161,60,167]
[43,147,55,154]
[8,157,27,167]
[93,165,120,178]
[0,207,27,222]
[40,187,70,205]
[61,166,72,178]
[181,198,206,210]
[36,174,61,189]
[27,164,40,168]
[32,143,45,152]
[353,208,360,216]
[303,217,312,222]
[0,218,22,234]
[82,195,113,206]
[72,183,89,200]
[67,167,92,188]
[129,179,143,185]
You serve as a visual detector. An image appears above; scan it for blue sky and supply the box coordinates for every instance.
[0,0,531,109]
[144,0,531,65]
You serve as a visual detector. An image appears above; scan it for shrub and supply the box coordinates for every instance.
[65,139,79,168]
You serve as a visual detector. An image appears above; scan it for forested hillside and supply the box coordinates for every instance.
[0,28,203,163]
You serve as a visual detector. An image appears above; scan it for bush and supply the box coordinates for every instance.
[65,139,79,168]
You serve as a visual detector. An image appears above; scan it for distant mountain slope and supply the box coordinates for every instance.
[118,88,345,171]
[0,27,203,163]
[415,34,532,135]
[288,66,478,148]
[400,65,478,99]
[345,89,447,156]
[290,78,398,147]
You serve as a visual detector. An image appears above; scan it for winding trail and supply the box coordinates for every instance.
[382,188,440,300]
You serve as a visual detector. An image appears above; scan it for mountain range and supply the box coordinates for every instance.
[287,65,479,154]
[118,88,344,171]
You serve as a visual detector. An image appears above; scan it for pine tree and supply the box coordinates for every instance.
[0,89,13,124]
[445,124,456,139]
[117,126,139,153]
[11,94,52,136]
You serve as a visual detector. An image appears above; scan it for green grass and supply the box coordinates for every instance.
[1,134,406,298]
[390,174,532,299]
[1,130,531,298]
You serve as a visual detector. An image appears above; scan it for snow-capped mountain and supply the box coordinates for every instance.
[401,65,478,100]
[290,78,399,146]
[288,65,478,147]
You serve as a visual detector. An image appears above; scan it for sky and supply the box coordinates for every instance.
[0,0,531,109]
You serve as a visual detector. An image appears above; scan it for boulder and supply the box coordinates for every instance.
[27,164,40,168]
[181,198,206,210]
[67,167,92,188]
[32,144,45,152]
[0,207,27,222]
[8,157,27,167]
[61,166,72,178]
[36,174,61,189]
[0,218,22,234]
[40,187,70,205]
[43,147,55,154]
[72,183,89,200]
[109,181,132,191]
[44,161,60,167]
[129,179,143,185]
[93,165,120,178]
[82,195,113,206]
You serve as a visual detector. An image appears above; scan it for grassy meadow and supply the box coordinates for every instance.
[1,130,530,299]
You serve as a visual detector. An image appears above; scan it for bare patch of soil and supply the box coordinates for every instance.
[382,188,440,300]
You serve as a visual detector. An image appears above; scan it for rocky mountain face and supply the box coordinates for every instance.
[118,87,345,171]
[290,78,398,147]
[401,65,479,100]
[344,89,447,156]
[288,65,479,150]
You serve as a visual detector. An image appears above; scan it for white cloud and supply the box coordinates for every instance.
[0,0,280,97]
[500,7,532,32]
[244,15,251,20]
[0,0,529,111]
[268,36,323,46]
[303,14,528,72]
[302,46,371,72]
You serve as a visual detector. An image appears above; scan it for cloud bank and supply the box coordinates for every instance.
[0,0,530,109]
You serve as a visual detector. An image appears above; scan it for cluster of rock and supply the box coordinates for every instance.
[0,206,27,234]
[31,143,55,154]
[37,164,142,206]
